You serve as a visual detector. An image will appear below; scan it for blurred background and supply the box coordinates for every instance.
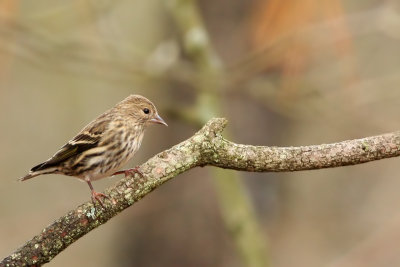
[1,0,400,266]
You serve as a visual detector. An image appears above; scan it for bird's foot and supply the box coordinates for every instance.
[91,191,109,208]
[113,166,144,178]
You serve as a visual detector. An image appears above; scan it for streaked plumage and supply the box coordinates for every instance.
[20,95,167,206]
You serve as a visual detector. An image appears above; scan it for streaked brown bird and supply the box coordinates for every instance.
[20,95,167,206]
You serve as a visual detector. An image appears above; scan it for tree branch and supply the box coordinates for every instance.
[209,129,400,171]
[1,118,400,266]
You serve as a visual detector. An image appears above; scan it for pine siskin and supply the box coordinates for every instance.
[20,95,167,206]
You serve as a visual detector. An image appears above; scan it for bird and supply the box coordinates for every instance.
[19,95,167,207]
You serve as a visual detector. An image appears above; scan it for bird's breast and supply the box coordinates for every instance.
[89,129,145,180]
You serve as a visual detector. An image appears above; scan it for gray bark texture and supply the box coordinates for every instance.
[1,118,400,266]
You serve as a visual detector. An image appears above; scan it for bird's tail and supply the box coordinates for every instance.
[19,167,58,182]
[19,171,40,181]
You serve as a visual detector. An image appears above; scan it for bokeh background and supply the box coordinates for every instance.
[1,0,400,266]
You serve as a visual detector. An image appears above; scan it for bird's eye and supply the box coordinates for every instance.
[143,108,150,114]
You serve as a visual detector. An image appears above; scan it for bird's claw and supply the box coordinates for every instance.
[91,191,109,208]
[113,166,144,178]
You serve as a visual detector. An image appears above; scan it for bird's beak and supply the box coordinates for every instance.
[150,114,168,126]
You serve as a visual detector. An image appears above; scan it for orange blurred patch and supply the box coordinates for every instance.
[250,0,357,102]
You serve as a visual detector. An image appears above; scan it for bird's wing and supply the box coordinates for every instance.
[30,115,110,172]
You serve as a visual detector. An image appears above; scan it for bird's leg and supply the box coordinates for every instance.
[112,166,144,178]
[85,177,108,208]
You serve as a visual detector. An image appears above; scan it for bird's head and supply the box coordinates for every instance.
[116,94,167,127]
